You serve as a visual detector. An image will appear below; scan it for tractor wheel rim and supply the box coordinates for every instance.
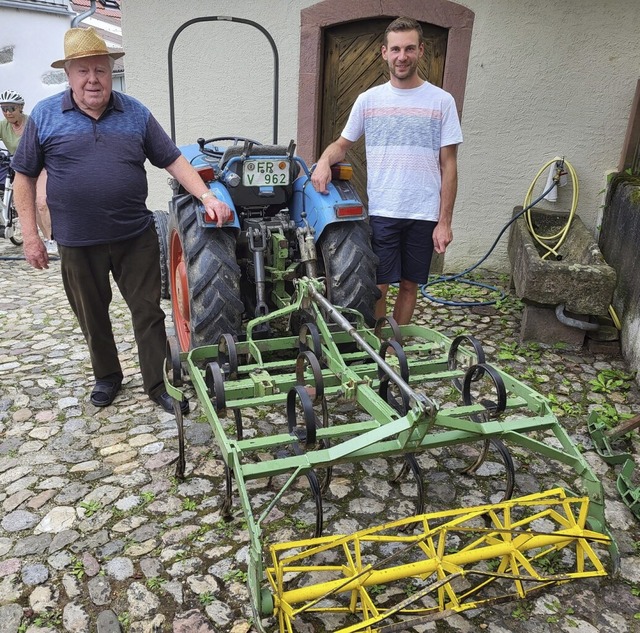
[170,232,191,350]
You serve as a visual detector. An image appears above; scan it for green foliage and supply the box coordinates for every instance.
[79,499,101,517]
[169,477,180,495]
[174,549,189,561]
[189,524,212,542]
[511,600,533,621]
[182,497,197,511]
[118,611,131,627]
[71,557,85,580]
[537,549,563,575]
[589,369,634,394]
[497,342,520,361]
[29,609,63,628]
[547,394,584,417]
[214,519,235,538]
[224,569,248,583]
[284,516,311,531]
[486,558,501,571]
[146,576,167,591]
[592,403,634,432]
[519,366,543,385]
[403,579,420,597]
[368,584,386,597]
[140,491,156,504]
[199,591,215,605]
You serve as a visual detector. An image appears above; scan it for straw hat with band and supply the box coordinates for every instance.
[51,27,124,69]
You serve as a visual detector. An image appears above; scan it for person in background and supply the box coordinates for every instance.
[311,16,463,325]
[12,27,232,412]
[0,90,57,253]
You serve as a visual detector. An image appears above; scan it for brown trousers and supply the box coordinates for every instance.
[59,223,167,398]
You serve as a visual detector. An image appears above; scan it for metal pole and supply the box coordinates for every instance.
[308,285,435,412]
[168,16,279,143]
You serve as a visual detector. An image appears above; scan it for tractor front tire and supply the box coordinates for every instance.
[319,221,380,326]
[168,197,243,350]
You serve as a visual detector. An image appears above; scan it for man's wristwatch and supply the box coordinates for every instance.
[200,191,216,201]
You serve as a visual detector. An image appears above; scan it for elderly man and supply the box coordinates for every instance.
[13,27,230,412]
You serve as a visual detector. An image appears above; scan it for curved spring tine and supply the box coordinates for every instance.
[318,398,332,494]
[173,398,186,480]
[221,465,234,520]
[298,321,323,360]
[295,350,325,403]
[205,361,226,413]
[459,363,514,501]
[374,315,403,345]
[218,333,239,379]
[461,363,507,415]
[165,336,186,479]
[490,438,516,501]
[287,385,324,537]
[166,336,183,387]
[378,339,410,415]
[448,334,486,393]
[304,468,324,538]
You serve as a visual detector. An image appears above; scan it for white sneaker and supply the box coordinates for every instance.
[45,239,58,255]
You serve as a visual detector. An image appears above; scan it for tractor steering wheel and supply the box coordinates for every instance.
[197,136,263,160]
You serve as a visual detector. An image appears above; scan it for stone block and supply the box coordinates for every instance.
[586,337,621,355]
[508,208,616,315]
[519,304,586,346]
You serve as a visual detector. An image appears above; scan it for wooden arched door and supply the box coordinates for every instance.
[319,19,448,205]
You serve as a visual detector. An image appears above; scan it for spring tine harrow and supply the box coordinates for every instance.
[163,277,615,631]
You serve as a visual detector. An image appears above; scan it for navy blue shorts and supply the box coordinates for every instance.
[370,216,437,285]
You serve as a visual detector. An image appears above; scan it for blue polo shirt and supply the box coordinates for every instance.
[12,89,181,247]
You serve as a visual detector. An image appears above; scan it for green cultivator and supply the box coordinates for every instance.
[164,276,614,631]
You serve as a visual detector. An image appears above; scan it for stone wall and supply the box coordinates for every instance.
[599,181,640,380]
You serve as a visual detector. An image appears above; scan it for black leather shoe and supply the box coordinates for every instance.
[153,391,189,414]
[90,379,122,407]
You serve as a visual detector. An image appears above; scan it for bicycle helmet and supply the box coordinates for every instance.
[0,90,24,105]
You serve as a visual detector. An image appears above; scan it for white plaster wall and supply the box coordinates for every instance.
[0,7,71,120]
[123,0,640,271]
[121,1,315,212]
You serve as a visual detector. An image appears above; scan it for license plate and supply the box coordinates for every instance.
[242,159,290,187]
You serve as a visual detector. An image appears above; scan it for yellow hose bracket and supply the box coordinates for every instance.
[266,488,609,633]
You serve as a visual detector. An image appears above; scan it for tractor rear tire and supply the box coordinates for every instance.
[319,221,380,326]
[152,210,170,300]
[168,197,243,350]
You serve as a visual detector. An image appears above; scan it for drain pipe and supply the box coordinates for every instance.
[555,304,599,331]
[71,0,97,27]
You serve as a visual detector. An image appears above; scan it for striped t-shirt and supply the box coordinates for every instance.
[342,81,463,221]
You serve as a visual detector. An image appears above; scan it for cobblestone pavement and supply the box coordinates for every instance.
[1,236,640,633]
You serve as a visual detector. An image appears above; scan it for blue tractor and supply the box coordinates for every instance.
[157,136,379,351]
[155,17,379,352]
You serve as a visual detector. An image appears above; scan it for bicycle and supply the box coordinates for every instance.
[0,148,23,246]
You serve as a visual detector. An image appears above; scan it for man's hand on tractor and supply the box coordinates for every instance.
[311,137,353,195]
[201,191,233,227]
[23,234,49,270]
[311,161,332,195]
